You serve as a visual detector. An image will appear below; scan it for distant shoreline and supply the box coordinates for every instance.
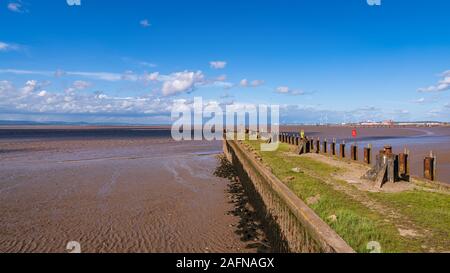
[0,124,449,130]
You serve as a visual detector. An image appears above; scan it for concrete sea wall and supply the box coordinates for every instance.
[223,140,354,253]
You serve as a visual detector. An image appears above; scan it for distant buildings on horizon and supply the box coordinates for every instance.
[283,119,449,127]
[288,120,449,127]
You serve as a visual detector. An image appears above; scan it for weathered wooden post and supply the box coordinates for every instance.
[323,139,328,154]
[383,146,397,183]
[340,141,346,158]
[310,139,314,151]
[424,151,436,181]
[399,148,409,180]
[330,139,336,156]
[384,145,393,156]
[315,138,320,153]
[364,144,372,164]
[295,136,299,146]
[351,144,358,161]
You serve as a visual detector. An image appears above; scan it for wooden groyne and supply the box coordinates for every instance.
[223,139,355,253]
[279,132,447,188]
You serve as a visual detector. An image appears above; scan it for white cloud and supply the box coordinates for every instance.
[142,72,160,82]
[139,61,157,68]
[0,69,49,75]
[210,61,227,69]
[7,2,25,13]
[0,80,14,95]
[0,80,176,117]
[413,97,426,104]
[121,70,138,81]
[0,42,10,51]
[72,80,92,90]
[38,90,48,97]
[216,74,227,81]
[418,70,450,93]
[240,79,249,87]
[276,86,305,95]
[240,78,264,88]
[250,80,264,87]
[21,80,39,94]
[0,68,237,97]
[140,19,151,27]
[0,69,146,82]
[54,69,66,77]
[66,71,124,81]
[276,86,290,94]
[211,81,234,89]
[0,79,444,124]
[0,41,20,52]
[161,71,205,96]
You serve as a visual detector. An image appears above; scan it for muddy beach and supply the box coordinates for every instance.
[0,127,268,253]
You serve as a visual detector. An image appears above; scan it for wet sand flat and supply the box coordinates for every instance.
[0,131,254,253]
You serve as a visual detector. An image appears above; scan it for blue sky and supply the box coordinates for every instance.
[0,0,449,124]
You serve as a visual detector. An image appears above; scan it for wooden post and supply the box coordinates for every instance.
[387,155,396,183]
[364,144,371,164]
[351,145,358,161]
[384,145,393,156]
[295,136,299,146]
[340,142,346,158]
[323,139,328,154]
[310,139,314,151]
[306,139,311,153]
[424,151,436,181]
[330,139,336,156]
[399,148,409,179]
[316,138,320,153]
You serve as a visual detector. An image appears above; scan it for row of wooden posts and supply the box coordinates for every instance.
[278,132,437,182]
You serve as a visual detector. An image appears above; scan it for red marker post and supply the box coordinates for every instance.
[351,129,358,161]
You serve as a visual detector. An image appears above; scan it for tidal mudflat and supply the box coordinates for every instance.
[0,127,266,253]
